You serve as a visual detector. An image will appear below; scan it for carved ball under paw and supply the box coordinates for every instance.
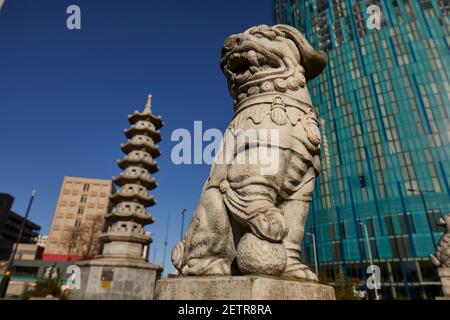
[236,233,286,276]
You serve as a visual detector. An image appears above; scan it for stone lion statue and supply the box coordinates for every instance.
[172,24,327,281]
[431,214,450,268]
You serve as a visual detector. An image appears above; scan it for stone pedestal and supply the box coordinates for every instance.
[70,259,161,300]
[154,276,335,300]
[438,267,450,298]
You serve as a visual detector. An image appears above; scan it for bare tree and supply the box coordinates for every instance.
[67,216,104,261]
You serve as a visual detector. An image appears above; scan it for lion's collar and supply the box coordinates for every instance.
[233,92,318,120]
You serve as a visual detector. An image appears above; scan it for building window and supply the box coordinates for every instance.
[74,219,82,228]
[385,215,395,236]
[397,236,414,258]
[356,219,364,239]
[80,195,87,203]
[398,213,408,234]
[370,239,379,259]
[77,207,84,215]
[333,242,342,261]
[329,223,336,241]
[428,209,443,232]
[83,184,90,192]
[406,213,416,233]
[339,221,346,239]
[398,212,415,234]
[359,175,366,188]
[366,217,375,237]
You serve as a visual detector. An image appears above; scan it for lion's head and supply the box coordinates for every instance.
[220,24,327,104]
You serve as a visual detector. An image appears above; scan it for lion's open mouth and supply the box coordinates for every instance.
[223,49,281,86]
[228,50,268,75]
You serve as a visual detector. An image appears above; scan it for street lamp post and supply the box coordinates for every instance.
[0,190,36,298]
[359,222,379,300]
[407,188,436,249]
[152,247,158,264]
[180,209,187,241]
[162,212,171,271]
[306,232,319,276]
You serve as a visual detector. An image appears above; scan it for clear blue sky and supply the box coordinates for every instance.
[0,1,273,273]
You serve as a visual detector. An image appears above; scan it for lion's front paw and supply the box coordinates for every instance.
[282,264,318,282]
[247,207,288,242]
[183,257,232,276]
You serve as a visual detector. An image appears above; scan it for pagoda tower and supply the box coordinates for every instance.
[72,95,163,300]
[100,95,163,263]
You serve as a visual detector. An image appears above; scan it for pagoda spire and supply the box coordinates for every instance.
[144,94,152,113]
[99,95,164,263]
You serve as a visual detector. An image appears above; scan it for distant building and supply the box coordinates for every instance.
[43,177,113,262]
[0,193,41,260]
[36,234,48,248]
[274,0,450,299]
[14,243,43,261]
[6,256,72,298]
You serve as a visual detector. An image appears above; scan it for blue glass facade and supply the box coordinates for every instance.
[274,0,450,299]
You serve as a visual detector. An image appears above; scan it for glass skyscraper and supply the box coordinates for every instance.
[274,0,450,299]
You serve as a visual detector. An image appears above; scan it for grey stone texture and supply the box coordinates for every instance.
[172,24,328,284]
[70,259,161,300]
[165,24,336,301]
[155,276,335,300]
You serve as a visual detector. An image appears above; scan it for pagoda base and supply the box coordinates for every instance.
[70,258,162,300]
[154,276,335,300]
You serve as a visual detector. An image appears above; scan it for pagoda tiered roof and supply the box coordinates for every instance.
[124,124,161,142]
[128,96,163,129]
[109,95,162,210]
[110,187,156,207]
[112,171,157,189]
[120,137,161,157]
[117,156,159,173]
[105,209,155,225]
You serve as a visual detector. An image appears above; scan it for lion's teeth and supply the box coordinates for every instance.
[224,66,233,77]
[247,50,259,66]
[258,53,266,64]
[250,66,259,73]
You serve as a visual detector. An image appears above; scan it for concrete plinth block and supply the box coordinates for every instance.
[154,276,336,300]
[70,259,162,300]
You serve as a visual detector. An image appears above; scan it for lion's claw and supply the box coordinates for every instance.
[282,264,318,282]
[247,207,288,242]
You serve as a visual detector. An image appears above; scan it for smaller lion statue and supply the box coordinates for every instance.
[431,214,450,268]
